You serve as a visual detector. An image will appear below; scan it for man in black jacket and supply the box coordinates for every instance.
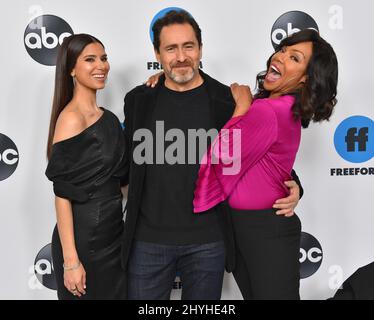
[121,10,303,300]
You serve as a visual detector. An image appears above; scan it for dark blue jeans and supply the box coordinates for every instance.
[127,240,225,300]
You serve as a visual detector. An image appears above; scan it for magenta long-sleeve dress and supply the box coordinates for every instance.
[193,95,301,213]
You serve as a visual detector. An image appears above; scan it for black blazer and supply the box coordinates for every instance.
[121,70,303,272]
[331,262,374,300]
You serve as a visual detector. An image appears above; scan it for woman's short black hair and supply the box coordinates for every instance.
[256,29,338,128]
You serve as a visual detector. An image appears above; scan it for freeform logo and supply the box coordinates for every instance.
[334,116,374,163]
[24,15,73,66]
[271,11,319,49]
[33,244,57,290]
[331,116,374,176]
[300,232,323,279]
[0,133,19,181]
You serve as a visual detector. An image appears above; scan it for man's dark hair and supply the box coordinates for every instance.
[152,10,202,52]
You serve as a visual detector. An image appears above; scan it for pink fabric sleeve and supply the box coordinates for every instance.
[193,100,278,213]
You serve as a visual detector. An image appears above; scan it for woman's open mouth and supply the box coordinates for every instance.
[265,64,282,83]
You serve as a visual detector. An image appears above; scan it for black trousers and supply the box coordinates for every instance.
[230,208,301,300]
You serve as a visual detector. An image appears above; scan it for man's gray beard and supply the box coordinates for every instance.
[168,68,196,84]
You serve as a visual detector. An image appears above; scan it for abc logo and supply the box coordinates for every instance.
[24,15,74,66]
[34,244,57,290]
[149,7,190,43]
[271,11,319,49]
[300,232,323,279]
[0,133,19,181]
[334,116,374,163]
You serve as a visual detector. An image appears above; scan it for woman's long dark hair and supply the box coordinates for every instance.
[255,29,338,128]
[46,34,104,159]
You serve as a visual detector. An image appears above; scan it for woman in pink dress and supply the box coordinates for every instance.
[193,29,338,299]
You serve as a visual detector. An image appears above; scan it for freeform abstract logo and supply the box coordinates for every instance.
[334,116,374,163]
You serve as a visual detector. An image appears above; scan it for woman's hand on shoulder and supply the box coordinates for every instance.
[145,71,164,88]
[230,83,253,118]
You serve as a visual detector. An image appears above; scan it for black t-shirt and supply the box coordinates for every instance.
[135,82,223,245]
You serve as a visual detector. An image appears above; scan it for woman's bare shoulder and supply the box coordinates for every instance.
[53,106,85,144]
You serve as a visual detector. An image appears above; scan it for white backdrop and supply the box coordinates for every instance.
[0,0,373,300]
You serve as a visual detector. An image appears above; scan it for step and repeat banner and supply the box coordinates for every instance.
[0,0,373,300]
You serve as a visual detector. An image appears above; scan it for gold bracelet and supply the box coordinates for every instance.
[63,261,81,271]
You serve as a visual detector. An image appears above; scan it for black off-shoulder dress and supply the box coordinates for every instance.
[46,108,127,300]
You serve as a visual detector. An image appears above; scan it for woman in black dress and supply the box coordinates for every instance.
[45,34,127,299]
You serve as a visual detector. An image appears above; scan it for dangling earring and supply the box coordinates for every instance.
[71,72,76,86]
